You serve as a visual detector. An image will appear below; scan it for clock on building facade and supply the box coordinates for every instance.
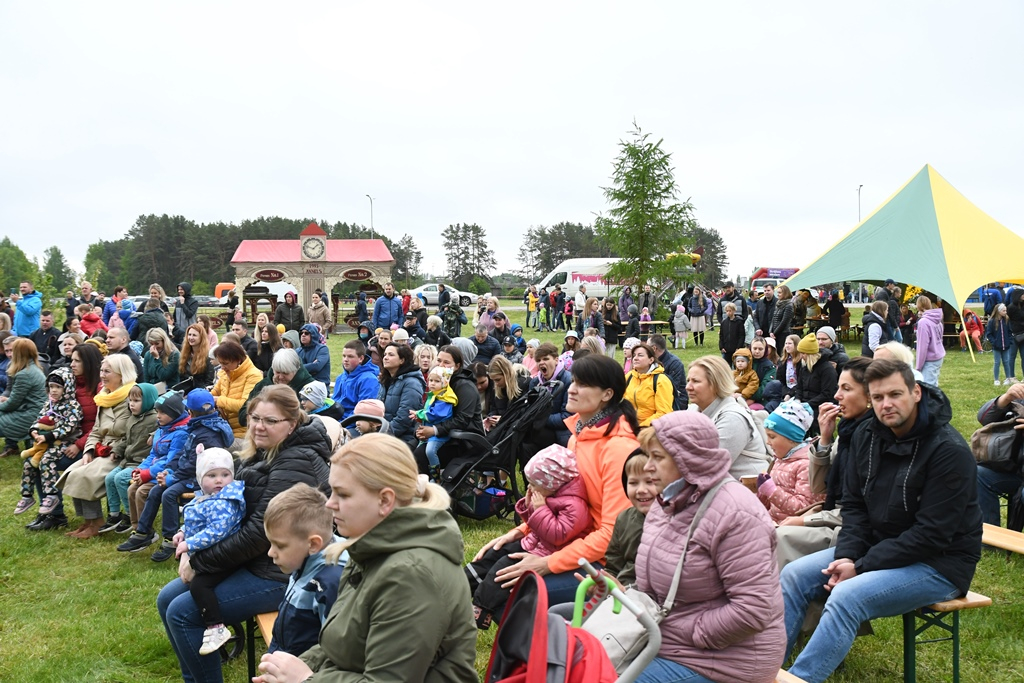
[301,236,325,260]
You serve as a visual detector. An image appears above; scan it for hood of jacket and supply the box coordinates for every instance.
[135,382,159,413]
[190,410,237,446]
[300,323,322,342]
[868,379,952,445]
[47,365,77,402]
[348,355,378,381]
[347,506,464,567]
[392,362,424,384]
[194,478,246,505]
[921,308,944,325]
[650,411,732,493]
[631,363,665,379]
[358,291,366,302]
[178,282,193,298]
[282,330,301,348]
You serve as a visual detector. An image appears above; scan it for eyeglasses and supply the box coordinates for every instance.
[248,414,287,427]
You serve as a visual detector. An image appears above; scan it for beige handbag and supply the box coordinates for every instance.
[580,479,728,673]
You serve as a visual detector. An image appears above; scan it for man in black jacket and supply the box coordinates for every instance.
[780,359,982,682]
[649,334,687,411]
[716,281,748,323]
[754,283,777,336]
[231,320,259,358]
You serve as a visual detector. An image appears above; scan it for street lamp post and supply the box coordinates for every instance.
[365,194,375,239]
[857,184,863,223]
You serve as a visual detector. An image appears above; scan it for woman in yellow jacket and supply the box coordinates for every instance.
[624,342,674,426]
[210,340,264,437]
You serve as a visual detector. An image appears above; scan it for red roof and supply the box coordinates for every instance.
[300,221,327,237]
[231,239,394,264]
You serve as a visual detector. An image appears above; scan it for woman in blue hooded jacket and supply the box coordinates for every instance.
[378,344,425,449]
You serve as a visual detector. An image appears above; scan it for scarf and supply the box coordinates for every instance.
[94,381,136,408]
[575,406,614,435]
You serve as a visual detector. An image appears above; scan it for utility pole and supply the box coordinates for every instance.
[365,194,375,239]
[857,184,864,223]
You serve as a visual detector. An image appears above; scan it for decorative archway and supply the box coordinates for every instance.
[231,222,395,321]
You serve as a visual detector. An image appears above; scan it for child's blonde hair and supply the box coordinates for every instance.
[428,366,453,385]
[623,452,649,480]
[264,483,334,541]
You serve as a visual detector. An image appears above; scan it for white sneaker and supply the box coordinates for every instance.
[996,380,1003,386]
[1006,378,1017,385]
[199,625,231,655]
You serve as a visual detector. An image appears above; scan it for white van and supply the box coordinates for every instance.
[533,258,622,299]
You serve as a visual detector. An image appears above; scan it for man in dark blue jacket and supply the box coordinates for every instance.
[297,324,331,385]
[780,359,982,682]
[371,282,403,331]
[470,325,502,364]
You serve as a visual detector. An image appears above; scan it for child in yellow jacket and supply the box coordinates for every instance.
[733,348,760,404]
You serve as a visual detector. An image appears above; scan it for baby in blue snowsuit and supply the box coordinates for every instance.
[171,447,246,656]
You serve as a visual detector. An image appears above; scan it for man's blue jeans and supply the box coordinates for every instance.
[782,547,960,683]
[976,464,1021,526]
[158,570,285,683]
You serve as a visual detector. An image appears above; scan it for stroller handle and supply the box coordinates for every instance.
[575,559,663,683]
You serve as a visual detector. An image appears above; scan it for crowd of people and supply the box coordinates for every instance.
[0,275,1009,683]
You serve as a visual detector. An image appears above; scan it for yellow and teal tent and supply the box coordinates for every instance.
[783,165,1024,313]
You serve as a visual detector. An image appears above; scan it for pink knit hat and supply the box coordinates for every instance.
[352,399,385,419]
[524,445,578,491]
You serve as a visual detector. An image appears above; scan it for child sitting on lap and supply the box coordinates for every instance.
[169,447,246,655]
[465,444,591,629]
[263,483,347,655]
[409,367,457,481]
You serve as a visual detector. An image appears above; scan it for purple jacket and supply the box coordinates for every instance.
[513,476,591,557]
[637,411,786,683]
[915,308,946,370]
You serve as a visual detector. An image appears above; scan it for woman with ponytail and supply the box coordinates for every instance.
[253,433,477,683]
[472,353,641,605]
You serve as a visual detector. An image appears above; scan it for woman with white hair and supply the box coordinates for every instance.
[60,353,136,539]
[238,348,315,427]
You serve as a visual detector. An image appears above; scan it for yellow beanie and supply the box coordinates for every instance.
[276,323,286,334]
[797,333,819,355]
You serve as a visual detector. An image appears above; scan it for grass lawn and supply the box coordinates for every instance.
[1,309,1022,682]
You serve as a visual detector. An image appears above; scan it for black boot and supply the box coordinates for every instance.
[29,514,69,531]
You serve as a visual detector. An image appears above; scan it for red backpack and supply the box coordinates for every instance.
[485,570,617,683]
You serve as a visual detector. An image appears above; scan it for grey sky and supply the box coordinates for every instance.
[2,2,1022,286]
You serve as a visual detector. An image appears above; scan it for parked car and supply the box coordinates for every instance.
[410,284,480,308]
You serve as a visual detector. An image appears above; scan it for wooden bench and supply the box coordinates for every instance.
[982,522,1024,555]
[902,591,992,683]
[245,611,279,680]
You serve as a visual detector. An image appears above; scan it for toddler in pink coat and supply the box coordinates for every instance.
[757,400,825,523]
[464,444,591,629]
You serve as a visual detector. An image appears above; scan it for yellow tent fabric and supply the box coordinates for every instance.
[783,165,1024,313]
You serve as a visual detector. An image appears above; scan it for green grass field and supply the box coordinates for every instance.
[1,310,1022,682]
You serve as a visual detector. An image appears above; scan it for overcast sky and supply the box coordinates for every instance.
[2,1,1022,285]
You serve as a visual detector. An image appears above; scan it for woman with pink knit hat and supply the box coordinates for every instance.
[632,410,785,683]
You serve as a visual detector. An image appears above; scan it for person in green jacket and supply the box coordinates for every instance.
[253,432,477,683]
[0,338,48,453]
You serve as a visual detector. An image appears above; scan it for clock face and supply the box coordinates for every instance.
[302,238,325,260]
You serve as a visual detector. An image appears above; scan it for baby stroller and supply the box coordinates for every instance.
[441,381,557,521]
[484,564,661,683]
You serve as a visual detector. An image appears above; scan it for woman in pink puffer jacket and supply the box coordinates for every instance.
[633,410,786,683]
